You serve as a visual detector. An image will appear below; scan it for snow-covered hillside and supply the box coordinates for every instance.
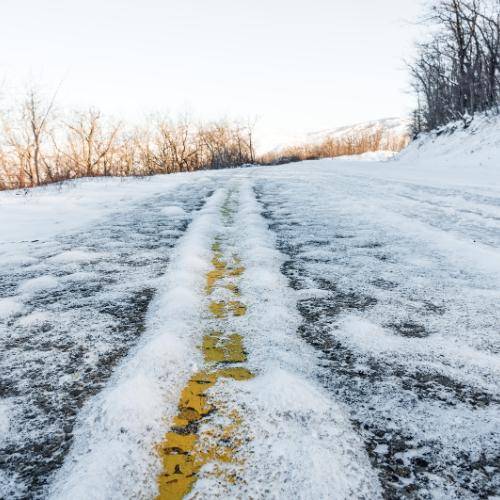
[0,117,499,499]
[399,112,500,170]
[268,117,410,153]
[307,116,410,144]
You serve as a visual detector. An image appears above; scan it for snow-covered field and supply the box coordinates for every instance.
[1,120,499,499]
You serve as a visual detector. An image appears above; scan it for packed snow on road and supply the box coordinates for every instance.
[1,120,499,499]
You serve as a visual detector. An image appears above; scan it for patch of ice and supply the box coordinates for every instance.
[49,250,104,264]
[0,298,24,319]
[17,311,52,328]
[61,271,97,283]
[161,205,186,217]
[0,401,10,443]
[18,275,60,294]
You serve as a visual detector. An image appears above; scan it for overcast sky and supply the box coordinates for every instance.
[1,0,423,150]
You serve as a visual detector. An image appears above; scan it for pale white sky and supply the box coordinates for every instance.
[0,0,423,150]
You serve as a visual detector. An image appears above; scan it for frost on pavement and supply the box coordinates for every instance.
[254,158,500,498]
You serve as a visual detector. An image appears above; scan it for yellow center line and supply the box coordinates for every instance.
[156,200,253,499]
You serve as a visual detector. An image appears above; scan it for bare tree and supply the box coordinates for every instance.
[410,0,500,133]
[59,109,120,177]
[0,89,258,190]
[0,86,59,187]
[258,127,409,165]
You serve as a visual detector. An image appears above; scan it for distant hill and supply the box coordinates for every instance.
[306,117,410,145]
[266,117,411,154]
[260,117,411,164]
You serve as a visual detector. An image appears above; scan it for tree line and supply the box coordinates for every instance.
[260,129,409,165]
[410,0,500,134]
[0,89,256,190]
[0,87,409,190]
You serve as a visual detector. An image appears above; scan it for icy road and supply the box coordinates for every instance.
[0,159,499,499]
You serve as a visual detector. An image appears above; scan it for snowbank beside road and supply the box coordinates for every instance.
[398,112,500,171]
[332,150,397,162]
[327,112,500,188]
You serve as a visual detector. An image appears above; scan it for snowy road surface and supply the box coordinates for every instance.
[0,159,499,499]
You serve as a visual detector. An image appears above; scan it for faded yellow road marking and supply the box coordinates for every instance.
[156,205,253,499]
[157,367,252,499]
[203,332,247,363]
[208,299,247,319]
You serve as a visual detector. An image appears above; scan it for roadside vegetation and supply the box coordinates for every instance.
[0,89,409,191]
[259,128,409,165]
[0,90,256,190]
[409,0,500,134]
[1,0,497,191]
